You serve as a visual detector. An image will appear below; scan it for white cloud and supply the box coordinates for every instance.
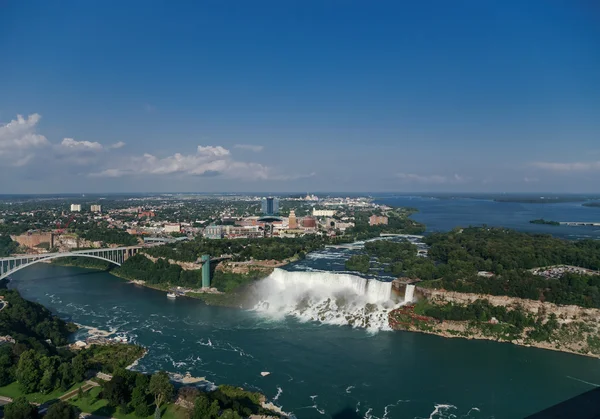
[59,138,104,152]
[531,161,600,172]
[396,172,467,184]
[91,145,270,180]
[109,141,126,149]
[197,145,230,157]
[234,144,264,152]
[0,114,50,165]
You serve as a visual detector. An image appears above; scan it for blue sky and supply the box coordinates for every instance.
[1,1,598,193]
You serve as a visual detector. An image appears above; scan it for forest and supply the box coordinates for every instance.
[0,235,18,257]
[76,226,139,247]
[345,228,600,308]
[0,289,77,352]
[115,254,203,288]
[344,209,425,240]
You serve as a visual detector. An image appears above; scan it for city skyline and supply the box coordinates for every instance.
[1,1,599,193]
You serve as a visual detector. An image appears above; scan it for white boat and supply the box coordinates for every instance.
[167,292,177,299]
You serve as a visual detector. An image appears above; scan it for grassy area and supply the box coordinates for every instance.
[186,291,247,307]
[0,381,86,404]
[82,343,146,373]
[69,387,185,419]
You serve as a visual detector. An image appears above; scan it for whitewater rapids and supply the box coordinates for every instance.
[253,268,404,332]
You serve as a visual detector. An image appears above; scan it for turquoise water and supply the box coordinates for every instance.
[7,198,600,418]
[8,262,600,419]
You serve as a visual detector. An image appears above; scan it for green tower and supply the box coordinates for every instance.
[201,255,210,288]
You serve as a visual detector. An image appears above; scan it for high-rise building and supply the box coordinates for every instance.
[70,204,81,212]
[288,210,298,229]
[90,204,102,212]
[261,197,279,216]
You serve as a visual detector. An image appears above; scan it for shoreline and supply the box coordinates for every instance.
[49,256,600,359]
[392,319,600,359]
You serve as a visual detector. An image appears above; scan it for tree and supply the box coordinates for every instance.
[103,375,130,406]
[72,354,87,382]
[192,393,211,419]
[16,350,41,393]
[149,371,173,412]
[57,362,73,390]
[0,345,15,386]
[130,379,150,418]
[3,397,38,419]
[77,386,84,400]
[44,401,79,419]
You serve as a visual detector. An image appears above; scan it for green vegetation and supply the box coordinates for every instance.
[345,208,425,240]
[116,255,203,288]
[410,299,563,343]
[529,219,560,226]
[81,344,146,374]
[344,239,436,279]
[3,396,39,419]
[211,270,269,293]
[51,256,111,270]
[76,226,139,247]
[0,289,77,351]
[345,255,370,274]
[0,235,18,257]
[419,227,600,307]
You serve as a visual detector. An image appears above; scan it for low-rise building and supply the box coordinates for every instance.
[312,209,336,217]
[204,225,224,239]
[90,204,102,212]
[369,215,388,226]
[163,223,181,233]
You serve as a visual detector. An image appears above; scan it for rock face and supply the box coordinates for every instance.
[142,254,202,270]
[389,288,600,358]
[419,288,600,321]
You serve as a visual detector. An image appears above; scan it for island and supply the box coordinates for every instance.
[529,218,560,226]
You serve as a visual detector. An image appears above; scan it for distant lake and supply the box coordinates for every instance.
[373,195,600,239]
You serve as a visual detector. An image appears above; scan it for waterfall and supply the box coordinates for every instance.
[404,284,415,303]
[253,268,399,332]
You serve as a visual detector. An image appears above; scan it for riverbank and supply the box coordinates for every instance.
[389,288,600,358]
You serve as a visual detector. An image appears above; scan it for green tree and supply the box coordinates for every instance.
[3,396,38,419]
[44,401,79,419]
[57,362,73,390]
[77,386,84,400]
[0,345,15,386]
[71,354,86,382]
[103,375,130,406]
[192,393,213,419]
[130,376,151,418]
[149,371,173,412]
[16,350,41,393]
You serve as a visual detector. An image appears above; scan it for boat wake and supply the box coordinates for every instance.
[253,268,404,332]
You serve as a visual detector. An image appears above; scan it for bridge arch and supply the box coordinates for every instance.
[0,253,122,280]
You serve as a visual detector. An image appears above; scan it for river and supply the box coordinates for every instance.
[7,197,600,418]
[8,252,600,419]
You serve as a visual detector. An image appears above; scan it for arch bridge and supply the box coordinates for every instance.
[0,246,142,280]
